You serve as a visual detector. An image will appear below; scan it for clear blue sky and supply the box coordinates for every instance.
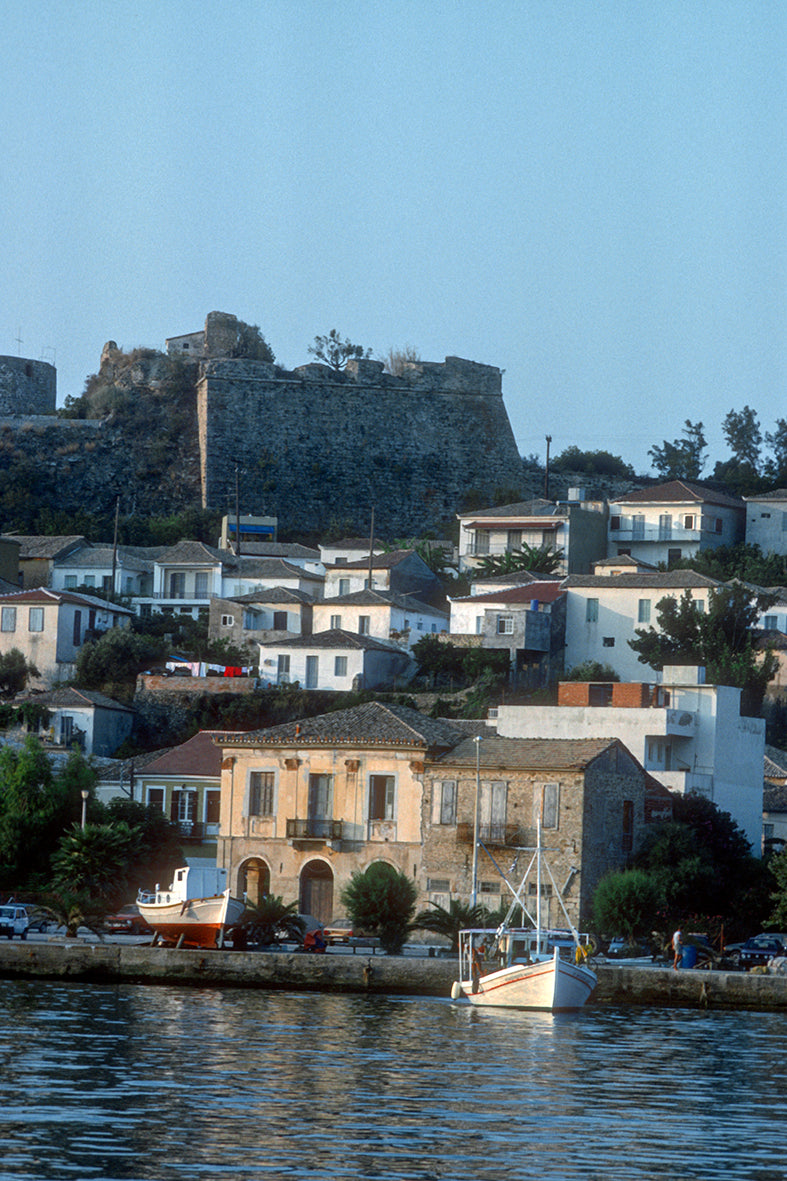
[2,1,784,476]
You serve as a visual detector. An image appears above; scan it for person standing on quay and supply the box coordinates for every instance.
[672,929,683,970]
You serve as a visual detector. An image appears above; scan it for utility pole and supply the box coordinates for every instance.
[544,435,552,500]
[111,496,120,594]
[235,465,242,560]
[367,505,375,590]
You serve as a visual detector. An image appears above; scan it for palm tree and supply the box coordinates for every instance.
[239,896,305,946]
[412,899,493,952]
[475,543,564,579]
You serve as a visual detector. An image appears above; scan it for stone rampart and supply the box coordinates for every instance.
[197,354,525,535]
[0,356,56,415]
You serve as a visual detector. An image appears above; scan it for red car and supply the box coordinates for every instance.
[103,905,152,935]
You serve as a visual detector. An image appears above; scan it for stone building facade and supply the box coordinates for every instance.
[0,356,56,415]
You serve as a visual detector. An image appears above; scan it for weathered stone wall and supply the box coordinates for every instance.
[197,354,526,535]
[0,356,56,415]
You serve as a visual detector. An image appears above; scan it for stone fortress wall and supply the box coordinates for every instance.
[0,356,56,415]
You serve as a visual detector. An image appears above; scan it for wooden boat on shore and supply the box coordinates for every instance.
[137,866,245,949]
[451,822,597,1011]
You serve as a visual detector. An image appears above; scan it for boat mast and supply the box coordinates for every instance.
[471,735,482,907]
[536,818,542,955]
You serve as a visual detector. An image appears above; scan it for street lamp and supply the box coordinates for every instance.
[471,736,482,908]
[80,790,89,830]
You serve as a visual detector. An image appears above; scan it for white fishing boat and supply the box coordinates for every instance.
[137,866,245,949]
[451,822,597,1011]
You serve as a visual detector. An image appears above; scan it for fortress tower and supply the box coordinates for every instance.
[0,356,56,415]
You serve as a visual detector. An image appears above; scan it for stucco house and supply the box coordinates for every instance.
[51,542,160,597]
[456,496,608,576]
[449,580,567,688]
[258,629,411,691]
[0,588,133,688]
[743,490,787,556]
[323,549,442,606]
[492,665,765,853]
[209,588,314,655]
[607,480,745,566]
[763,746,787,855]
[312,589,448,653]
[24,687,134,756]
[562,566,720,682]
[135,730,231,863]
[2,534,84,589]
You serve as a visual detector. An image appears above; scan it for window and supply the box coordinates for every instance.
[171,790,196,825]
[83,575,95,588]
[102,575,111,592]
[147,788,165,812]
[475,616,483,634]
[762,512,771,519]
[249,771,274,816]
[667,548,682,565]
[609,515,621,531]
[64,575,77,589]
[479,780,507,842]
[695,600,705,614]
[432,780,457,825]
[72,610,82,647]
[205,791,221,824]
[764,615,778,630]
[305,655,318,688]
[658,514,672,539]
[338,578,350,596]
[272,611,287,630]
[475,531,490,555]
[602,637,615,647]
[369,774,395,820]
[169,572,186,599]
[715,518,723,534]
[0,607,16,633]
[221,614,234,627]
[622,799,634,853]
[334,656,348,676]
[427,878,450,893]
[497,615,514,635]
[542,783,559,828]
[28,608,43,632]
[358,616,370,635]
[586,598,599,623]
[507,530,522,549]
[195,571,209,598]
[637,599,651,624]
[683,515,695,530]
[632,514,645,539]
[330,614,342,630]
[277,654,290,683]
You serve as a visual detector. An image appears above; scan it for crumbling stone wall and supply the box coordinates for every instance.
[197,353,526,535]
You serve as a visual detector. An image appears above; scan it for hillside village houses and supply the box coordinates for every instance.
[213,702,666,928]
[457,494,608,575]
[607,480,745,565]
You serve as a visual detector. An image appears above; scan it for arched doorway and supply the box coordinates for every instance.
[299,860,334,923]
[238,858,270,906]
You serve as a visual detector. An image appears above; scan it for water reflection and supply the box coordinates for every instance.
[0,982,786,1179]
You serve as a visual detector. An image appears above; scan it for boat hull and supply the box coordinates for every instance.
[138,893,245,949]
[454,949,596,1011]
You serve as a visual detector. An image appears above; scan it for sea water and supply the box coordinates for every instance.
[0,980,783,1180]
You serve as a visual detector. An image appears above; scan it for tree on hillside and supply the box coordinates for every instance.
[474,543,564,578]
[629,583,778,716]
[648,420,707,480]
[382,345,421,376]
[563,660,620,682]
[308,330,372,371]
[667,542,787,587]
[764,418,787,481]
[551,446,634,478]
[232,322,275,363]
[0,649,39,697]
[722,406,762,471]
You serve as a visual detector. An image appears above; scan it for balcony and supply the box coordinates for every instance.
[654,770,714,798]
[286,818,344,843]
[644,709,698,738]
[456,822,531,847]
[608,523,704,543]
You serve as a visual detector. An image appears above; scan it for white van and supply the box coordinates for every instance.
[0,905,29,940]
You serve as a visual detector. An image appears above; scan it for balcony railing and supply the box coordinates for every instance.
[286,818,344,841]
[608,524,705,543]
[456,822,530,846]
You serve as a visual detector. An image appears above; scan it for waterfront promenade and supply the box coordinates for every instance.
[2,936,787,1010]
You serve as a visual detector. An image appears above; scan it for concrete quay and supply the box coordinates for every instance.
[2,940,787,1010]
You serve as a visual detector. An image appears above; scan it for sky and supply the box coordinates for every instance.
[2,1,785,477]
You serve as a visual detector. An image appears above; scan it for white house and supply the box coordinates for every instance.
[319,538,386,567]
[563,567,720,682]
[24,687,134,757]
[492,665,765,853]
[258,629,411,691]
[323,549,441,605]
[312,589,448,652]
[743,490,787,555]
[52,543,159,598]
[608,480,745,566]
[209,588,314,653]
[456,495,608,576]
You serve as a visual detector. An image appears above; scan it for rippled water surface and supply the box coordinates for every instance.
[0,980,785,1180]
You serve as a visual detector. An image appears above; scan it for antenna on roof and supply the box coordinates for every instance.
[544,435,552,500]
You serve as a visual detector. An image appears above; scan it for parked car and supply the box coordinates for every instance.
[103,905,152,935]
[323,920,354,945]
[0,905,29,940]
[731,933,787,970]
[25,907,50,933]
[606,935,653,959]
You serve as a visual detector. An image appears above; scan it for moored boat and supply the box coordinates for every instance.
[137,866,245,949]
[451,821,597,1011]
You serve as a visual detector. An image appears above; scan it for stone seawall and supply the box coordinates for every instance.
[2,942,787,1011]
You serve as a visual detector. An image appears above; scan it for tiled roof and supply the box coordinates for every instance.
[564,572,720,589]
[764,784,787,812]
[55,545,154,572]
[140,730,235,777]
[458,499,559,521]
[432,734,635,770]
[221,701,465,749]
[156,540,225,565]
[765,745,787,779]
[0,587,133,612]
[470,571,542,589]
[221,587,314,605]
[25,688,133,713]
[327,549,417,571]
[743,489,787,502]
[317,589,447,615]
[224,557,323,581]
[258,628,404,652]
[452,581,565,605]
[230,542,320,559]
[2,535,86,560]
[611,480,744,510]
[593,555,659,571]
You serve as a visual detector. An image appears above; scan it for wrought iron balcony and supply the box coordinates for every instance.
[286,818,344,841]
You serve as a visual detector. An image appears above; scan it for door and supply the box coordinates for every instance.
[300,860,334,924]
[308,773,333,838]
[305,655,318,688]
